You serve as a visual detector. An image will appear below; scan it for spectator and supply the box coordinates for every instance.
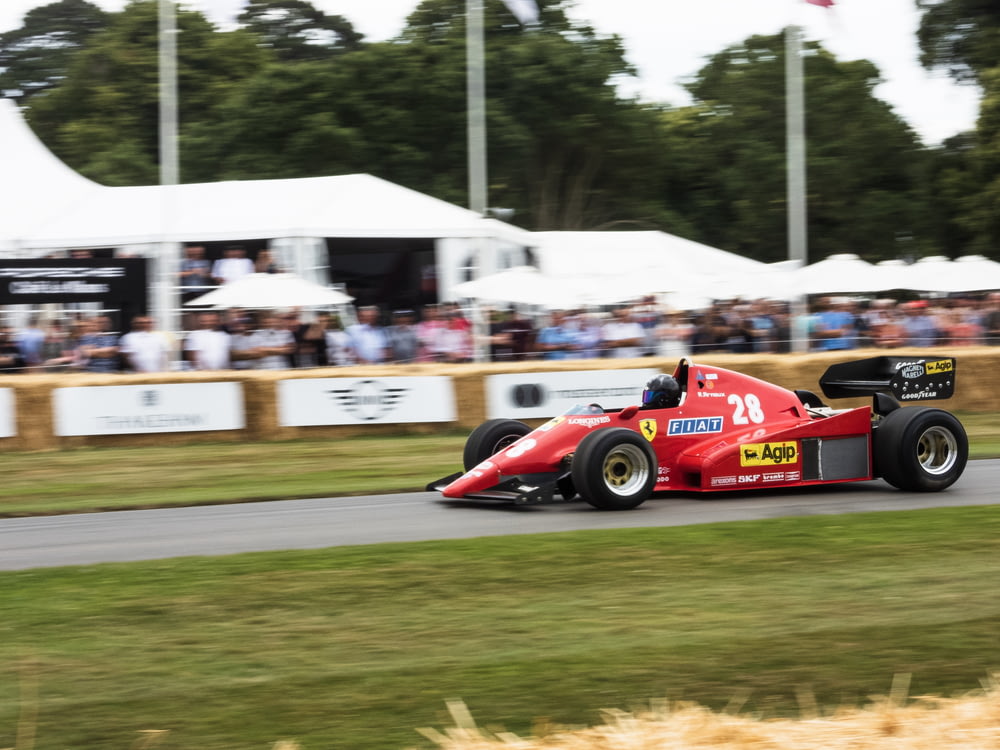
[14,315,46,370]
[228,315,261,370]
[119,315,171,372]
[387,309,420,363]
[179,245,213,302]
[254,249,280,274]
[601,306,646,358]
[488,307,534,362]
[293,312,332,368]
[40,319,76,371]
[439,308,474,363]
[416,304,448,362]
[325,313,355,366]
[571,310,604,360]
[655,311,693,358]
[812,297,857,351]
[76,316,121,372]
[184,312,231,370]
[981,292,1000,345]
[536,310,579,360]
[941,306,983,346]
[871,304,908,348]
[249,312,296,369]
[747,301,777,353]
[0,327,26,372]
[901,300,939,347]
[347,305,388,364]
[211,246,255,285]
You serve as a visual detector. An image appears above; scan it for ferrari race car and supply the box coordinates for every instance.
[428,356,968,510]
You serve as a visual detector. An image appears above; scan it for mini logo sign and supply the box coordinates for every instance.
[740,441,798,467]
[639,419,657,441]
[512,383,545,408]
[667,416,723,435]
[141,390,159,407]
[328,379,408,421]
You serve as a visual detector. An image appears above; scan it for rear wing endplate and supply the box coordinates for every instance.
[819,356,956,402]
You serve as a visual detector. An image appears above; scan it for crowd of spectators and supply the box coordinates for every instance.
[2,293,1000,374]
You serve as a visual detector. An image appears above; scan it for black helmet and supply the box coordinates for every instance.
[641,374,681,409]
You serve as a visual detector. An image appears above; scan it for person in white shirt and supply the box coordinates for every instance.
[211,246,255,285]
[346,306,388,364]
[119,316,170,372]
[601,306,646,358]
[184,312,231,370]
[249,312,295,369]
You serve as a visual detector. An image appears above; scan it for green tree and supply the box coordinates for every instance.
[237,0,362,62]
[0,0,109,101]
[27,0,272,185]
[917,1,998,258]
[669,33,925,263]
[917,0,1000,84]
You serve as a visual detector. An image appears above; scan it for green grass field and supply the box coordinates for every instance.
[1,411,999,517]
[1,508,999,749]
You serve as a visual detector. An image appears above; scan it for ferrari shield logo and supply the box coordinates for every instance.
[639,419,657,441]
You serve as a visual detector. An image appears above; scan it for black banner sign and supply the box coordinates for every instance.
[0,259,148,314]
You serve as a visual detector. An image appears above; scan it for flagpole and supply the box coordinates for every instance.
[157,0,181,348]
[785,22,809,352]
[467,0,487,216]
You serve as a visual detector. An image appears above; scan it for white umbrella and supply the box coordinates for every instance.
[791,253,890,294]
[903,255,1000,293]
[183,273,354,308]
[452,266,594,309]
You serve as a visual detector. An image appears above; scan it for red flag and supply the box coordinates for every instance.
[805,0,834,6]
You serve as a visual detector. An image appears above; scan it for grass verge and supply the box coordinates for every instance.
[1,412,999,517]
[1,506,999,749]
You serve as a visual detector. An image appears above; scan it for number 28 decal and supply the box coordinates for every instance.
[728,393,764,425]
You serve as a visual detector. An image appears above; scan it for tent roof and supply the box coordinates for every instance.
[0,99,531,250]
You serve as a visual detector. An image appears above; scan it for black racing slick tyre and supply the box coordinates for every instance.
[571,428,657,511]
[874,407,968,492]
[462,419,532,471]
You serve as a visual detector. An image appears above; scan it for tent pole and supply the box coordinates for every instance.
[786,23,810,353]
[157,0,182,353]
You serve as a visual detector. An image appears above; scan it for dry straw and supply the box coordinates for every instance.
[415,674,1000,750]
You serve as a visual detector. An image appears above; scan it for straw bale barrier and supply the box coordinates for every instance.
[0,347,995,452]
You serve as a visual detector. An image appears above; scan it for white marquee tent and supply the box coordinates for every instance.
[0,99,532,331]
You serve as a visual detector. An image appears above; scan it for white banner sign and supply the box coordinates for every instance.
[278,376,456,426]
[0,388,14,437]
[486,368,660,419]
[54,382,244,436]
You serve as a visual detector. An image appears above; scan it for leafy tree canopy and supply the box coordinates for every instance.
[0,0,109,101]
[237,0,363,61]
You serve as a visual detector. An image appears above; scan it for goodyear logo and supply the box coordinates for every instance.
[925,359,954,375]
[740,441,798,467]
[668,417,723,435]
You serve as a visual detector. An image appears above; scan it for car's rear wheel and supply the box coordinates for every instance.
[874,407,967,491]
[462,418,532,471]
[571,428,657,510]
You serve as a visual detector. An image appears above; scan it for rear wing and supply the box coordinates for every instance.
[819,356,956,402]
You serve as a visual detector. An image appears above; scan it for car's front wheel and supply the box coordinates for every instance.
[874,407,968,491]
[462,418,532,471]
[571,428,657,510]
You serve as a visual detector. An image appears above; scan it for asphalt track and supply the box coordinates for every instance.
[1,460,998,571]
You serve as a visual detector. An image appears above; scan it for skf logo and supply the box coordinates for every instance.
[925,359,953,375]
[740,441,798,467]
[639,419,657,441]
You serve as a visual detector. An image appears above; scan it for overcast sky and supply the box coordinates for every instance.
[1,0,982,145]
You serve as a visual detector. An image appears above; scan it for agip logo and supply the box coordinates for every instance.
[740,441,798,467]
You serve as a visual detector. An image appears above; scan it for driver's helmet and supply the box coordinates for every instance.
[641,374,681,409]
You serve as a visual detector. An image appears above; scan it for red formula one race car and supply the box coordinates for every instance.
[428,356,968,510]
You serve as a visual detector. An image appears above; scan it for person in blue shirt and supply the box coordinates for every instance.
[536,310,579,360]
